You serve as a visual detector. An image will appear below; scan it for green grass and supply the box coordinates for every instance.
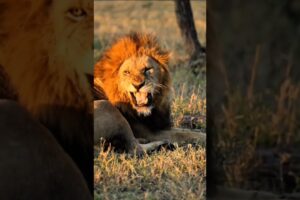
[94,1,206,199]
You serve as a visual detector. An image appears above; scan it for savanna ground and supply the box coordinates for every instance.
[93,1,206,199]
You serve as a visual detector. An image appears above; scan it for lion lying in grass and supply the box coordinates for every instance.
[94,32,205,154]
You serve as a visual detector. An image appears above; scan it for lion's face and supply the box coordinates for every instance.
[0,0,94,114]
[50,0,93,75]
[118,55,162,116]
[94,33,171,117]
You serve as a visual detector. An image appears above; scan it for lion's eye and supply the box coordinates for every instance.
[123,70,130,76]
[145,67,154,74]
[67,8,87,22]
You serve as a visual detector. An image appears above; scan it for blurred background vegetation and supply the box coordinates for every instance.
[208,0,300,197]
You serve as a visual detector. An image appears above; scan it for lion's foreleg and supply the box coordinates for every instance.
[139,141,168,152]
[94,100,143,154]
[149,128,206,146]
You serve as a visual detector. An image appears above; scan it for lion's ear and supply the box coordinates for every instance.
[154,51,171,68]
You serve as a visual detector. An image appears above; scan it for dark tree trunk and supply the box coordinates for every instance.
[174,0,205,61]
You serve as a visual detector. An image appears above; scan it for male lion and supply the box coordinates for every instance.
[0,0,93,198]
[94,32,205,154]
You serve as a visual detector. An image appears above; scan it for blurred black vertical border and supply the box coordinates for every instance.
[207,0,300,199]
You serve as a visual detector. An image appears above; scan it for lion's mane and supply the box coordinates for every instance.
[94,32,173,131]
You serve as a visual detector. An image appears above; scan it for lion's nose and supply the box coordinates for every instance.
[133,81,145,90]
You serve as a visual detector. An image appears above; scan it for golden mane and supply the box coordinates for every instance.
[95,32,170,79]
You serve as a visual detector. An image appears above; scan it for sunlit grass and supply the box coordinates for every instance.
[94,144,206,200]
[171,66,206,130]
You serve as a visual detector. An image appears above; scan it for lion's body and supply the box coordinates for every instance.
[94,33,205,153]
[0,0,93,196]
[0,100,92,200]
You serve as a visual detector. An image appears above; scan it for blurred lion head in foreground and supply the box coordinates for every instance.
[94,32,171,117]
[0,0,93,116]
[0,0,94,191]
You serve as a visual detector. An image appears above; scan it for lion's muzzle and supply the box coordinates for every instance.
[130,91,153,107]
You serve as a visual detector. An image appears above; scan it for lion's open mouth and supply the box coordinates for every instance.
[130,92,153,108]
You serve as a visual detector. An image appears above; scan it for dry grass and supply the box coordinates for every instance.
[94,1,206,199]
[94,144,206,200]
[171,67,206,130]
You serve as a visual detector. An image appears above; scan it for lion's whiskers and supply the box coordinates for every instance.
[154,83,167,89]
